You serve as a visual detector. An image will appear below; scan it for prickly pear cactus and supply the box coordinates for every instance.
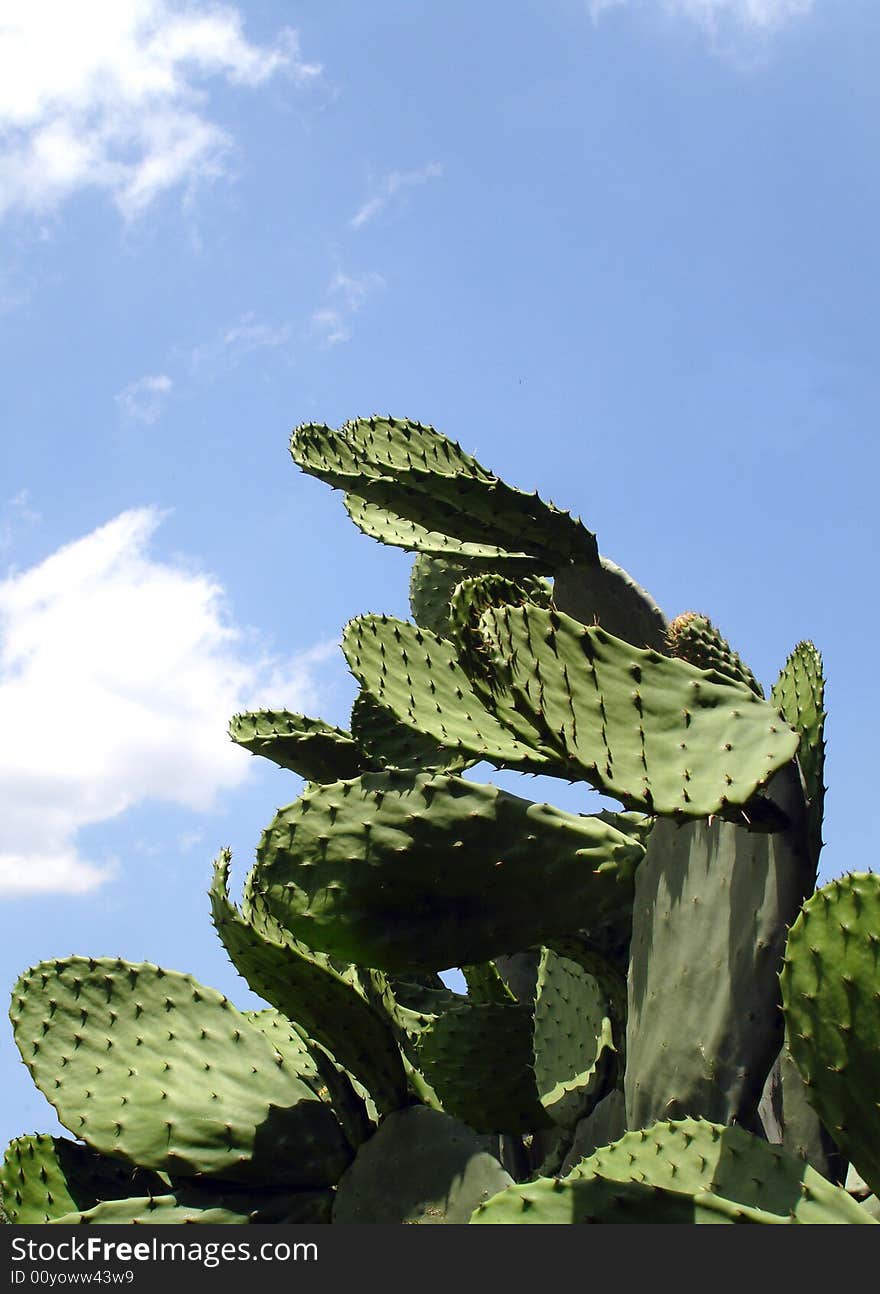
[3,415,874,1226]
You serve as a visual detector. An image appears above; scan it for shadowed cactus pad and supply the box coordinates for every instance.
[229,710,376,782]
[0,1135,165,1224]
[350,690,471,773]
[552,555,668,651]
[210,849,408,1116]
[251,771,645,972]
[471,1118,874,1224]
[332,1106,514,1223]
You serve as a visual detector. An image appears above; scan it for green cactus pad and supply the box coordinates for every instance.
[241,1008,376,1150]
[292,416,494,485]
[345,495,542,566]
[409,553,510,638]
[533,949,615,1129]
[473,604,800,817]
[781,872,880,1198]
[558,1090,627,1176]
[345,970,449,1109]
[350,690,472,773]
[332,1106,514,1223]
[292,417,599,568]
[343,614,555,773]
[471,1118,873,1224]
[0,1135,165,1224]
[625,761,814,1130]
[49,1183,332,1224]
[228,710,375,782]
[210,851,407,1115]
[349,471,596,573]
[553,555,668,651]
[252,771,645,973]
[771,641,826,869]
[666,612,764,696]
[447,572,552,673]
[415,1002,552,1133]
[9,958,352,1187]
[544,935,630,1059]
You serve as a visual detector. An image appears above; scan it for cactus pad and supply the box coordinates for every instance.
[781,872,880,1198]
[473,604,800,817]
[553,555,668,651]
[9,958,352,1186]
[210,850,407,1115]
[471,1118,873,1224]
[332,1106,514,1223]
[772,641,826,869]
[229,710,375,781]
[415,1002,552,1133]
[252,771,645,972]
[48,1184,333,1224]
[0,1135,164,1224]
[533,948,616,1129]
[343,614,555,773]
[292,416,599,568]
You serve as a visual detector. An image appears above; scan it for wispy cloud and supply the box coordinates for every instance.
[116,372,173,424]
[188,311,293,377]
[350,162,444,231]
[0,508,334,894]
[0,491,40,556]
[589,0,813,32]
[310,270,384,347]
[0,1,322,222]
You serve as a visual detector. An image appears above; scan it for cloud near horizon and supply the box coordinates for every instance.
[0,0,321,221]
[0,508,334,895]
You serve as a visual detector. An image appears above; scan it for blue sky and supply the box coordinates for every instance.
[1,0,878,1151]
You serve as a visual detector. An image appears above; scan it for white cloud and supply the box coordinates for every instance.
[188,311,292,376]
[350,161,444,231]
[0,1,321,221]
[589,0,813,31]
[116,372,173,423]
[0,508,334,894]
[310,270,384,347]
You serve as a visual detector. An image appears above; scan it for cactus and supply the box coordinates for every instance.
[4,413,876,1226]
